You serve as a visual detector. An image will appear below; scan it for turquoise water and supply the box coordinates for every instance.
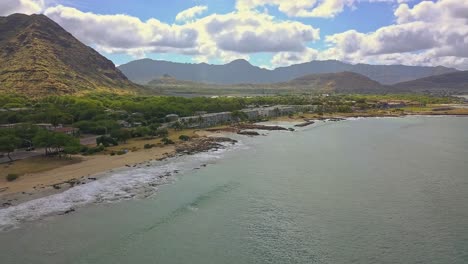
[1,116,467,263]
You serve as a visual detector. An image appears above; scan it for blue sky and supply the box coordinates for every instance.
[60,0,402,66]
[2,0,467,69]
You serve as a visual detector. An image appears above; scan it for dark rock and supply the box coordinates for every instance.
[238,130,260,136]
[294,121,315,127]
[60,208,76,215]
[237,124,288,131]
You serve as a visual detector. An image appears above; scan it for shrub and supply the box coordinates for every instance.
[155,128,169,138]
[80,146,89,153]
[96,135,118,147]
[179,135,190,141]
[161,137,175,145]
[116,150,127,155]
[6,173,19,182]
[83,145,105,155]
[144,143,156,149]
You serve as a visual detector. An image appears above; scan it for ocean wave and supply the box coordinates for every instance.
[0,142,246,232]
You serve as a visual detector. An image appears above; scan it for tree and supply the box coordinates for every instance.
[132,126,151,137]
[110,129,132,143]
[148,123,161,137]
[0,135,21,162]
[33,130,80,157]
[231,110,248,122]
[96,135,118,147]
[171,121,184,130]
[155,128,169,138]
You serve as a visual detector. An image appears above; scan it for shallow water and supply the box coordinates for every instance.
[1,116,467,264]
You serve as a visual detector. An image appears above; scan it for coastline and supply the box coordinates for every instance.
[0,130,230,207]
[272,107,468,122]
[1,110,467,209]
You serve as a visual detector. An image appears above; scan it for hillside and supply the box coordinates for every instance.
[393,71,468,94]
[0,14,139,96]
[146,71,389,95]
[284,71,387,93]
[119,58,457,85]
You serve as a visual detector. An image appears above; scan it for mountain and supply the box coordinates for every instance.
[0,13,139,96]
[274,61,456,85]
[147,72,388,95]
[393,71,468,94]
[284,71,387,94]
[119,59,271,85]
[118,58,457,86]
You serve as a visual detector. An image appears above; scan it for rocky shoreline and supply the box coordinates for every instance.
[0,136,239,208]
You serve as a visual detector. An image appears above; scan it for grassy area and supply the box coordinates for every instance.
[0,156,81,183]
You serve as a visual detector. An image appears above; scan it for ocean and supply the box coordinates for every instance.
[1,116,467,264]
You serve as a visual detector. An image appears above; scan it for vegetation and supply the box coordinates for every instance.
[96,136,118,147]
[0,135,21,161]
[6,173,19,182]
[0,92,462,161]
[179,135,191,141]
[32,130,81,157]
[144,143,156,149]
[161,137,175,145]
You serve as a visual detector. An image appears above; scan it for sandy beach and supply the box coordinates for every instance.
[0,144,176,205]
[0,129,230,206]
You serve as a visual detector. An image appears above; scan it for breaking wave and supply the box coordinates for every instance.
[0,142,246,231]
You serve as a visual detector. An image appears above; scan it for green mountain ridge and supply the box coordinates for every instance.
[393,71,468,94]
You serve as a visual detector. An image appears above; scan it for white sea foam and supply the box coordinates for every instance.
[345,117,365,121]
[0,142,246,231]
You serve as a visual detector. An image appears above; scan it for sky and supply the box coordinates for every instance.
[1,0,468,70]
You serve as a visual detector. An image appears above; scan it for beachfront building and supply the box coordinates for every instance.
[165,114,180,122]
[176,105,314,128]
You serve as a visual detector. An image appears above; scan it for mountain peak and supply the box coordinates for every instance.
[227,59,252,66]
[0,14,139,96]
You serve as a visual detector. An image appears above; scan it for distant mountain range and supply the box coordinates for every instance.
[118,58,457,85]
[147,71,390,94]
[0,14,139,96]
[147,70,468,95]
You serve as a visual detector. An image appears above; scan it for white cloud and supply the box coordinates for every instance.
[271,48,320,67]
[175,5,208,22]
[43,6,320,63]
[201,11,320,53]
[44,5,199,56]
[0,0,44,16]
[318,0,468,69]
[235,0,401,18]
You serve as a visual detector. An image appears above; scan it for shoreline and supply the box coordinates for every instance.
[1,111,467,208]
[0,130,232,207]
